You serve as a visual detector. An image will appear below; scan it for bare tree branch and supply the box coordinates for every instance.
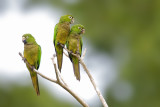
[19,42,109,107]
[63,51,69,58]
[19,52,89,107]
[78,58,108,107]
[81,48,87,60]
[51,54,68,86]
[62,46,109,107]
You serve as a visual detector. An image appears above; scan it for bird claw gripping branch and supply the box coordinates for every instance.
[76,51,81,56]
[58,42,65,48]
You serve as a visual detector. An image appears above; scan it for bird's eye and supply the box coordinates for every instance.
[78,27,81,30]
[26,36,28,39]
[69,16,72,19]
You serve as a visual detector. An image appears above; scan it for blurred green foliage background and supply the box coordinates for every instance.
[0,84,72,107]
[1,0,160,107]
[28,0,160,106]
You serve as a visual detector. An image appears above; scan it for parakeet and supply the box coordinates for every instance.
[66,24,85,81]
[53,15,74,72]
[22,34,41,96]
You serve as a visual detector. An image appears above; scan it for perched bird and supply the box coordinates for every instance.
[54,15,74,72]
[22,34,41,96]
[66,24,85,81]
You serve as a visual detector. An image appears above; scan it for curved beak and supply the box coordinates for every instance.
[81,29,85,34]
[22,37,27,44]
[71,18,74,24]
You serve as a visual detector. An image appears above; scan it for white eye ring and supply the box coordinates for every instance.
[26,36,29,39]
[69,16,72,19]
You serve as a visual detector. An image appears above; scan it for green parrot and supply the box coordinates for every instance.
[66,24,85,81]
[54,15,74,72]
[22,34,41,96]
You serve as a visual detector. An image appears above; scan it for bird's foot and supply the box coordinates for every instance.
[57,42,64,48]
[69,50,73,55]
[57,42,60,45]
[76,51,80,56]
[22,57,26,62]
[31,66,35,72]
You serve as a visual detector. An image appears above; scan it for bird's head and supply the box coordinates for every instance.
[59,15,74,24]
[71,24,85,34]
[22,34,36,44]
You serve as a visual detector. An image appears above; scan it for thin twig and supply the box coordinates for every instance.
[51,54,68,86]
[19,52,89,107]
[50,56,89,107]
[81,48,86,60]
[62,47,108,107]
[79,58,108,107]
[64,51,69,57]
[52,54,60,82]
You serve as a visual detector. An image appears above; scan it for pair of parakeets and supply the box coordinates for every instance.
[22,15,85,96]
[54,15,85,80]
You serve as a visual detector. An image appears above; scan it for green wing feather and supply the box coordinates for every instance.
[80,37,83,57]
[66,39,72,61]
[37,45,41,70]
[66,39,69,49]
[53,24,58,46]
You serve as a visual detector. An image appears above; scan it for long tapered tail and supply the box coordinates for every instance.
[73,63,80,81]
[26,65,40,96]
[57,53,63,72]
[56,46,63,72]
[72,57,80,81]
[30,72,40,96]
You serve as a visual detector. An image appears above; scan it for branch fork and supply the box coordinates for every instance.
[62,47,108,107]
[19,46,108,107]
